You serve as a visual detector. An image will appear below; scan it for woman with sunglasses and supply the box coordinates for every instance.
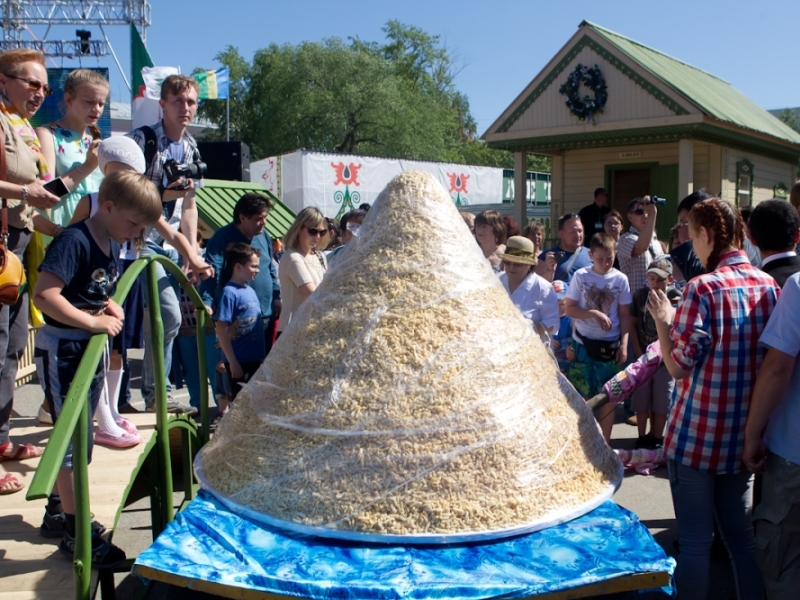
[278,207,328,335]
[0,50,62,485]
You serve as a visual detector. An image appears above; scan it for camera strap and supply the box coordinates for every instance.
[138,125,158,173]
[562,246,583,276]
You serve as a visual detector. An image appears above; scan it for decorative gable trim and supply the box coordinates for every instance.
[496,35,690,134]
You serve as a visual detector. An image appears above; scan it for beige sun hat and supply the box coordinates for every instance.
[497,236,538,265]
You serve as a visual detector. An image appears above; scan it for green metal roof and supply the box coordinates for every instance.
[585,21,800,146]
[195,179,295,239]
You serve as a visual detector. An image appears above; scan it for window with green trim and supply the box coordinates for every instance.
[736,159,754,207]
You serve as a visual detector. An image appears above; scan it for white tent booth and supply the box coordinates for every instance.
[250,149,551,224]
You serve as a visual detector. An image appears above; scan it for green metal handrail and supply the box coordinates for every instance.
[26,254,210,600]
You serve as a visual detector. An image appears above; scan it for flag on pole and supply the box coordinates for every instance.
[194,68,229,100]
[130,24,180,129]
[130,23,153,101]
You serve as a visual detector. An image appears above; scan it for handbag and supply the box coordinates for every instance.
[575,329,620,363]
[0,120,27,305]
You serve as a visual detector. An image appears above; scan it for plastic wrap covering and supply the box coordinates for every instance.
[196,171,622,542]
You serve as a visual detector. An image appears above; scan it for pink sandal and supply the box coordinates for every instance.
[0,472,24,494]
[115,418,138,435]
[0,441,44,462]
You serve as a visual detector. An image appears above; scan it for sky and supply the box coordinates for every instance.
[26,0,800,137]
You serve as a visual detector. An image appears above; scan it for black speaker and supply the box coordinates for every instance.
[196,141,251,181]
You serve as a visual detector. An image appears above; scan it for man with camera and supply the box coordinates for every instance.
[617,197,667,294]
[126,74,211,415]
[536,213,592,285]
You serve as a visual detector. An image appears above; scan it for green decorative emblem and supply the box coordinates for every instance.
[559,63,608,122]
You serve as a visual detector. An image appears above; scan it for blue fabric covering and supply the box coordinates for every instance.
[134,491,674,599]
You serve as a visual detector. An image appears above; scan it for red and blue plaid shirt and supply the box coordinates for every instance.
[664,250,780,474]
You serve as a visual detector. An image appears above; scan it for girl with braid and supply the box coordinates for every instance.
[647,198,779,600]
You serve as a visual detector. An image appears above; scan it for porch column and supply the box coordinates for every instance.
[550,154,564,244]
[514,151,527,228]
[678,139,694,200]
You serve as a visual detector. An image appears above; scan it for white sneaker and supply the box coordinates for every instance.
[38,405,53,425]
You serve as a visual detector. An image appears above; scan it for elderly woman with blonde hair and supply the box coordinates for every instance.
[278,207,328,334]
[0,49,63,486]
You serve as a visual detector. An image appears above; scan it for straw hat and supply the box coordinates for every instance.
[498,236,538,265]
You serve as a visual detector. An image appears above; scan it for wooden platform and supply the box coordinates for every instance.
[0,413,157,599]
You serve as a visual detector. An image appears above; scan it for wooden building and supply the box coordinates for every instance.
[484,21,800,239]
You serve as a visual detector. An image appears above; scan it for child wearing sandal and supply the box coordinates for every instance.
[32,170,161,568]
[214,243,266,422]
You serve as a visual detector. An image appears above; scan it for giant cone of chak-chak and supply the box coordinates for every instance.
[196,171,622,543]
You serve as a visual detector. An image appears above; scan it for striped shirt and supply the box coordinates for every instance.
[664,250,780,473]
[126,121,202,247]
[617,226,665,293]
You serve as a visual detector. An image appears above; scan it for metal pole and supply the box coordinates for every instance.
[99,23,130,93]
[73,393,92,599]
[226,96,230,142]
[196,307,210,446]
[146,260,173,529]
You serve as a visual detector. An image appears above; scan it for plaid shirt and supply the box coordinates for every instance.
[126,121,202,246]
[617,226,665,293]
[664,250,780,473]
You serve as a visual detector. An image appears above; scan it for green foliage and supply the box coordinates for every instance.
[779,108,800,133]
[196,22,550,173]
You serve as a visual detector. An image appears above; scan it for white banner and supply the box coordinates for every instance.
[132,66,179,130]
[251,151,504,219]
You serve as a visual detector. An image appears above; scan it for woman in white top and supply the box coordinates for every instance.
[498,236,560,336]
[278,207,328,333]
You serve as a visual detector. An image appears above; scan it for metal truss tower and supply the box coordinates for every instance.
[0,1,150,58]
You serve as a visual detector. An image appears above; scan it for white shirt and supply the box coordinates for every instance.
[566,266,632,341]
[761,250,797,267]
[499,271,560,334]
[759,272,800,463]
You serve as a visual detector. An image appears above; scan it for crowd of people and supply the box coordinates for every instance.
[0,46,798,596]
[463,183,800,599]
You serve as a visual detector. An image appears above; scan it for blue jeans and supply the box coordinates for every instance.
[140,242,181,404]
[667,459,764,600]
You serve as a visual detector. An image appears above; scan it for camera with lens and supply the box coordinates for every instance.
[553,251,566,261]
[163,158,208,185]
[650,195,667,206]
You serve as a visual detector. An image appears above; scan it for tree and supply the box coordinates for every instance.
[779,108,800,133]
[196,22,550,173]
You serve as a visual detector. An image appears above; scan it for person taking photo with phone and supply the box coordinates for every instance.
[36,68,106,227]
[0,49,62,492]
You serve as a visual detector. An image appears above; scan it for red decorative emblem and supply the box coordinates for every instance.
[447,173,469,194]
[331,162,362,186]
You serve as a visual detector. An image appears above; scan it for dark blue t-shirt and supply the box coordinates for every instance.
[538,246,593,285]
[216,282,266,363]
[38,221,121,329]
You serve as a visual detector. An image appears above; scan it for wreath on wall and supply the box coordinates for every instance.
[558,63,608,122]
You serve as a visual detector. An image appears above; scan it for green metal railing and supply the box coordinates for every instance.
[26,255,210,600]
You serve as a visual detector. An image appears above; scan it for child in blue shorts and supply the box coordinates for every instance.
[564,232,631,443]
[33,170,161,568]
[214,242,266,418]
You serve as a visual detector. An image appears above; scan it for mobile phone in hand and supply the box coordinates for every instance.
[43,177,69,198]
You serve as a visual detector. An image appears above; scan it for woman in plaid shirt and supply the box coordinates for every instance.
[648,198,779,600]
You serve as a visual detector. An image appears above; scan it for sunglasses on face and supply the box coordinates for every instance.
[4,73,53,96]
[306,227,324,236]
[631,208,646,216]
